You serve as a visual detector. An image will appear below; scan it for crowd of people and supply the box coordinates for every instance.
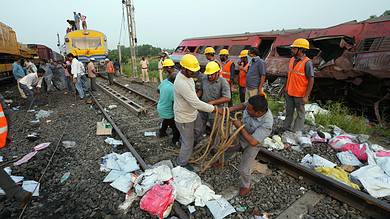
[156,38,314,196]
[66,11,88,33]
[2,38,313,206]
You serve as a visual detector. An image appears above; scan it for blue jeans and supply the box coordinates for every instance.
[75,75,87,98]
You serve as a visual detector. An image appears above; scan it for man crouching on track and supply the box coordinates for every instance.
[174,54,222,171]
[157,59,180,147]
[223,95,273,196]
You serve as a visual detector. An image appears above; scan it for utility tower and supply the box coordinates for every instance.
[123,0,137,78]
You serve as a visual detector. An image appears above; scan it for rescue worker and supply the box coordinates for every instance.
[12,59,27,99]
[283,38,314,132]
[219,49,235,87]
[197,61,231,136]
[67,53,87,99]
[19,68,45,107]
[246,47,266,100]
[105,58,115,85]
[174,54,221,171]
[87,58,97,91]
[226,95,273,196]
[238,50,249,103]
[157,59,180,146]
[140,57,150,83]
[204,47,222,66]
[157,56,165,83]
[0,94,32,207]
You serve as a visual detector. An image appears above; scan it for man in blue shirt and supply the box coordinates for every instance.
[245,47,267,101]
[157,59,180,146]
[12,59,27,99]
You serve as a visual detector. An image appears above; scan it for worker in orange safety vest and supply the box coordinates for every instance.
[0,94,32,207]
[219,49,235,106]
[283,38,314,132]
[238,49,249,103]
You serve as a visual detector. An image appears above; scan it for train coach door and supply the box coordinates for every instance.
[258,38,275,59]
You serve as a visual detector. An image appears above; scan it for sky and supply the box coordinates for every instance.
[1,0,389,52]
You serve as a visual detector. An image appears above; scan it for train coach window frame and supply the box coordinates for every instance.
[186,46,197,53]
[358,37,382,52]
[175,46,185,53]
[72,37,102,50]
[230,45,251,56]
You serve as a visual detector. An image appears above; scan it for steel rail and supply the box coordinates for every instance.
[258,148,390,219]
[91,93,189,219]
[99,74,157,104]
[96,82,146,114]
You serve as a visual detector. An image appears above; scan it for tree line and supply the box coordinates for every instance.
[108,44,173,62]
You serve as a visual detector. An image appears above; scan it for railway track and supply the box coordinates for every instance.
[95,81,390,218]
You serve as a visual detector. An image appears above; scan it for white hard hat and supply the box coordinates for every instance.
[90,58,96,61]
[105,58,109,61]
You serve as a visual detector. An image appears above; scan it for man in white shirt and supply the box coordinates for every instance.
[25,60,37,74]
[174,54,221,171]
[67,53,87,99]
[19,68,45,107]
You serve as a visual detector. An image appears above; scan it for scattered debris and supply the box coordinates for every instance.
[301,154,336,168]
[60,172,71,183]
[188,205,196,214]
[340,165,355,173]
[4,99,13,104]
[0,156,3,162]
[206,197,236,219]
[108,104,117,109]
[14,142,51,166]
[140,183,175,219]
[12,106,20,111]
[35,109,53,120]
[315,167,360,190]
[250,160,272,175]
[351,165,390,198]
[118,191,138,214]
[62,141,76,148]
[263,135,284,150]
[144,131,157,137]
[235,205,247,212]
[22,180,40,196]
[104,137,123,148]
[26,132,40,141]
[96,119,112,136]
[336,151,363,166]
[30,119,40,126]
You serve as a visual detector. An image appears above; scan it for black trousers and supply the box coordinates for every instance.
[159,118,180,143]
[107,73,114,85]
[239,86,246,103]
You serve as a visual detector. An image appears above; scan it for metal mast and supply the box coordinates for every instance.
[123,0,137,78]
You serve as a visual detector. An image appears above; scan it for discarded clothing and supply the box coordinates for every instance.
[34,142,50,151]
[301,154,336,169]
[315,167,360,190]
[297,136,312,148]
[328,135,368,161]
[104,170,127,183]
[110,173,134,193]
[135,165,172,196]
[263,135,284,150]
[206,197,236,219]
[104,137,123,147]
[281,131,298,146]
[140,183,175,219]
[14,151,37,166]
[376,156,390,176]
[336,151,363,166]
[351,165,390,198]
[100,152,140,173]
[194,184,221,207]
[172,166,202,205]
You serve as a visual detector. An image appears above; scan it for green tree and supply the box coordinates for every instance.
[108,44,169,62]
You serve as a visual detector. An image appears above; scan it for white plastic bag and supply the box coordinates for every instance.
[172,166,202,205]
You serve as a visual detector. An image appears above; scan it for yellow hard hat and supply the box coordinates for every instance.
[219,49,229,56]
[162,59,175,67]
[180,54,200,72]
[239,49,249,58]
[290,38,310,49]
[204,47,215,54]
[204,61,221,75]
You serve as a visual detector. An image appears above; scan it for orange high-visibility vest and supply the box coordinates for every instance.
[286,56,310,97]
[106,61,115,74]
[238,63,249,88]
[220,60,234,84]
[0,103,8,148]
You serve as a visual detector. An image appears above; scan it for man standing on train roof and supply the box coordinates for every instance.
[80,13,87,31]
[66,20,76,31]
[67,53,87,99]
[74,12,80,30]
[87,58,97,91]
[105,58,115,85]
[238,50,249,103]
[157,59,180,147]
[283,38,314,133]
[19,68,45,107]
[0,94,33,208]
[246,47,267,101]
[197,61,231,136]
[222,95,273,196]
[174,54,222,171]
[12,59,27,99]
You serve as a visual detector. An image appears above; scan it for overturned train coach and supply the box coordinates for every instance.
[171,16,390,119]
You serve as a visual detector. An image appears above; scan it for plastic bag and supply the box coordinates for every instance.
[340,143,368,161]
[315,167,360,190]
[140,183,175,219]
[172,166,202,205]
[336,151,363,166]
[328,135,356,150]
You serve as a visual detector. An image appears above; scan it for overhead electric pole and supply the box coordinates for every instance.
[123,0,138,78]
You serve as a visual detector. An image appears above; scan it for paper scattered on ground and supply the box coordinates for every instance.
[14,151,38,166]
[251,160,272,175]
[108,105,117,109]
[62,141,77,148]
[22,180,40,196]
[336,151,363,166]
[35,110,53,120]
[104,137,123,147]
[301,154,336,168]
[144,131,157,137]
[206,197,236,219]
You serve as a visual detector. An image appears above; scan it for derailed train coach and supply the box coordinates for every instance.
[171,16,390,119]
